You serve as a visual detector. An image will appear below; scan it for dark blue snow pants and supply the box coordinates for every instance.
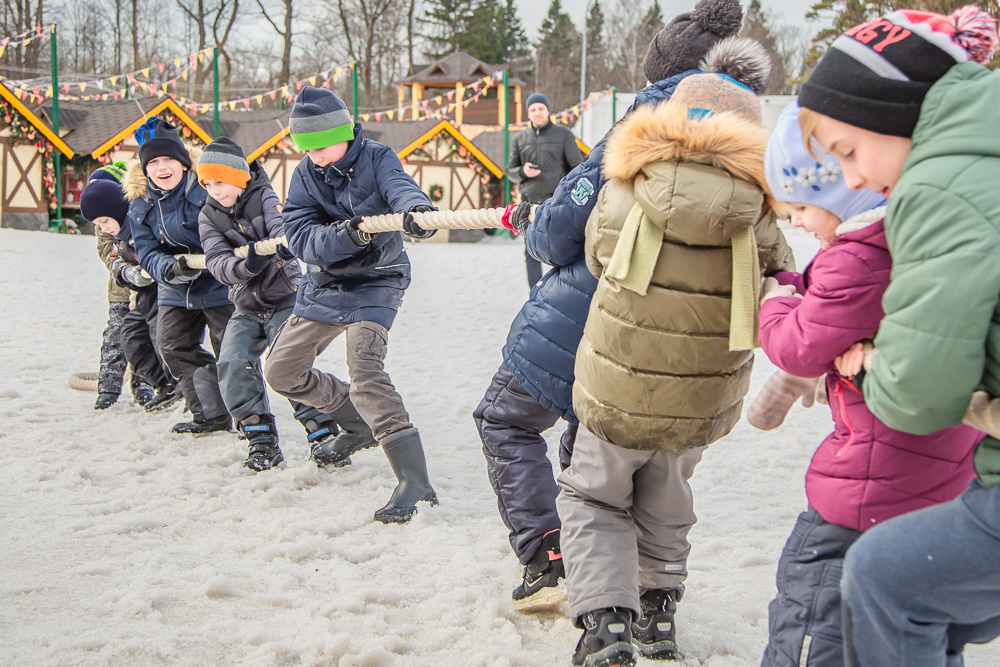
[762,507,862,667]
[474,362,564,564]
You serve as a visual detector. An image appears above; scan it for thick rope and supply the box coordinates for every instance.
[68,367,132,393]
[226,205,540,258]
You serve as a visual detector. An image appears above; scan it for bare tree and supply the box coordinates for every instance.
[254,0,293,86]
[0,0,46,72]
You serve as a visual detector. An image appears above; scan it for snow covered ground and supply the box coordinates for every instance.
[1,226,997,667]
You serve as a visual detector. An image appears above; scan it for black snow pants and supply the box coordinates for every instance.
[156,303,233,421]
[120,287,172,390]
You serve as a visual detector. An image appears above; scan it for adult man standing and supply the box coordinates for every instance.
[506,93,583,287]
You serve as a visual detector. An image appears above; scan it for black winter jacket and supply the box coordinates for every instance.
[199,162,301,316]
[506,121,583,204]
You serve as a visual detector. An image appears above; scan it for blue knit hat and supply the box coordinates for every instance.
[765,102,886,222]
[525,93,551,111]
[289,87,355,151]
[80,161,129,224]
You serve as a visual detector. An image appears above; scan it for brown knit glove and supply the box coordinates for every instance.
[748,370,824,431]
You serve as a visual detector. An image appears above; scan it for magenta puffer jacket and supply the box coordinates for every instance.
[759,210,981,531]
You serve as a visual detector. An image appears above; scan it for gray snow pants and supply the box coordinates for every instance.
[263,316,412,441]
[557,427,704,622]
[217,307,331,428]
[762,507,862,667]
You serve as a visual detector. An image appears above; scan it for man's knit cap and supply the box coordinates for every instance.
[525,92,551,111]
[289,87,355,151]
[641,0,743,84]
[135,117,192,172]
[800,6,998,137]
[196,137,251,188]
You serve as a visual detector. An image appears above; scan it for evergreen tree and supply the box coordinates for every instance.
[585,0,608,88]
[534,0,582,109]
[420,0,476,59]
[801,0,893,77]
[499,0,529,60]
[638,0,664,48]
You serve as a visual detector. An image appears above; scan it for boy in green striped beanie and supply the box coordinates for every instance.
[265,86,441,524]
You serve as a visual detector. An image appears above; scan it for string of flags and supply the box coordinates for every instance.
[358,70,504,123]
[0,25,54,59]
[189,61,356,114]
[508,89,615,129]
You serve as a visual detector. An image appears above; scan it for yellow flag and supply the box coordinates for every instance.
[309,76,317,86]
[255,94,263,105]
[174,58,182,68]
[142,68,150,78]
[161,83,168,92]
[198,52,205,64]
[228,101,236,111]
[102,94,108,101]
[181,70,189,81]
[387,110,394,120]
[111,76,118,87]
[79,82,86,92]
[45,87,52,97]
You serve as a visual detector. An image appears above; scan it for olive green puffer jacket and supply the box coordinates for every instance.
[574,102,794,452]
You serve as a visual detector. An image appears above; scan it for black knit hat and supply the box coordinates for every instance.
[80,163,129,224]
[135,117,192,172]
[800,6,998,137]
[641,0,743,85]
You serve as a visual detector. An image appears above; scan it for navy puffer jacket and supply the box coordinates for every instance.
[127,167,231,309]
[502,71,698,422]
[282,123,432,329]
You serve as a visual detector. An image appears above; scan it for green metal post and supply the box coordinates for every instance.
[50,25,61,224]
[611,85,617,124]
[503,70,510,206]
[351,61,359,119]
[212,47,220,138]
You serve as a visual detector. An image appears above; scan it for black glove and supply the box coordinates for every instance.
[510,201,533,235]
[346,216,372,247]
[164,256,201,284]
[243,244,269,275]
[402,204,437,240]
[119,263,154,288]
[275,244,296,262]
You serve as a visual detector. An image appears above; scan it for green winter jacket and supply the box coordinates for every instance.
[96,228,130,304]
[574,102,793,452]
[863,62,1000,485]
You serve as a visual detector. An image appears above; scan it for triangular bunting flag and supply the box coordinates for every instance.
[362,114,370,122]
[198,52,205,64]
[242,98,250,108]
[280,85,288,96]
[447,90,454,101]
[174,57,182,68]
[96,80,104,90]
[387,110,394,120]
[161,83,168,92]
[190,54,197,67]
[255,94,263,105]
[158,63,165,74]
[45,87,52,97]
[181,70,188,81]
[78,82,86,92]
[142,68,150,78]
[295,80,303,91]
[113,92,119,100]
[308,76,316,86]
[228,101,236,110]
[62,83,69,93]
[322,80,330,89]
[375,112,382,121]
[102,94,108,101]
[269,90,277,101]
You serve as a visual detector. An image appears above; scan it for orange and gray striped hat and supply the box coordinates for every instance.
[196,137,251,188]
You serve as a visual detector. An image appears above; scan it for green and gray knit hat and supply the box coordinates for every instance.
[289,87,355,151]
[196,137,251,188]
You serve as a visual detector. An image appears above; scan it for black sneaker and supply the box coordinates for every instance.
[572,607,636,667]
[632,589,680,660]
[512,529,566,611]
[144,386,181,413]
[172,414,232,435]
[133,384,156,407]
[94,393,119,410]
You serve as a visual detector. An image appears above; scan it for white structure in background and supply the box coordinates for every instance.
[573,94,798,147]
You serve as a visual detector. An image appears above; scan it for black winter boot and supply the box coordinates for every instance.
[572,607,637,667]
[132,380,156,407]
[373,430,438,524]
[144,385,181,412]
[241,414,284,472]
[512,528,566,611]
[172,413,232,434]
[310,398,377,468]
[94,393,119,410]
[632,589,680,660]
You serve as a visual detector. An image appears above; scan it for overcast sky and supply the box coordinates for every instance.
[514,0,817,41]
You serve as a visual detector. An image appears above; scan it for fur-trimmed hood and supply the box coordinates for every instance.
[123,146,202,202]
[603,102,780,214]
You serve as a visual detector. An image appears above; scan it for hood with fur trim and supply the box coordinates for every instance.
[123,146,202,202]
[602,101,780,216]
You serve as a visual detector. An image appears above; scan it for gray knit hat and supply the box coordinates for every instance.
[196,137,250,188]
[641,0,743,84]
[289,87,355,151]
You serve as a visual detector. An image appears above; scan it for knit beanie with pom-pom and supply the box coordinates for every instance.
[641,0,743,84]
[800,5,998,137]
[668,36,771,125]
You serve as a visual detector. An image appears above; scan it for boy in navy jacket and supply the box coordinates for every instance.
[263,87,437,523]
[127,118,234,434]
